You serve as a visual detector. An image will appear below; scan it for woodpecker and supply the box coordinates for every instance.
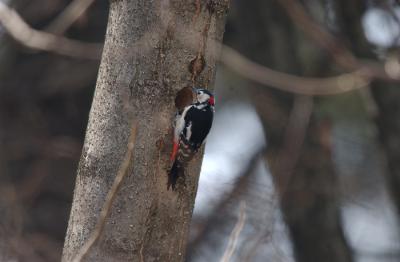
[168,88,215,190]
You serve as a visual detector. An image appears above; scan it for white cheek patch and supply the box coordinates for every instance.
[196,93,204,103]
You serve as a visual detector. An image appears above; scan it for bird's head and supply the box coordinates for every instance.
[194,88,215,106]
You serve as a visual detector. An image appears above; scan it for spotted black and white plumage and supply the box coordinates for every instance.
[168,88,215,190]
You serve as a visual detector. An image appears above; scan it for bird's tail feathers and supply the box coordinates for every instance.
[167,160,184,190]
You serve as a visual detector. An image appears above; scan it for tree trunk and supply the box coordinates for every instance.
[335,0,400,218]
[228,0,353,261]
[372,83,400,217]
[62,1,229,261]
[276,115,353,262]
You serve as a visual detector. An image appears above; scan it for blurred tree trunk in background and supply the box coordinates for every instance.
[62,1,229,261]
[275,115,353,262]
[227,0,353,261]
[335,0,400,219]
[373,72,400,219]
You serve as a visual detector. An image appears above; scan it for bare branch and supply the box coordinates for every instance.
[72,123,138,262]
[187,147,266,257]
[220,201,247,262]
[0,1,397,96]
[0,2,102,59]
[220,46,371,95]
[277,0,358,69]
[45,0,95,35]
[277,0,398,81]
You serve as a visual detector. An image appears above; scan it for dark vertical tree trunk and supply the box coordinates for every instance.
[276,116,353,262]
[62,1,230,261]
[228,1,353,261]
[335,0,400,219]
[372,84,400,216]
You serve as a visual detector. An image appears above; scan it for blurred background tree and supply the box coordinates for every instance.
[1,0,400,261]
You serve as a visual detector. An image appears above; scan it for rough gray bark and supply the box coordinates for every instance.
[62,1,229,261]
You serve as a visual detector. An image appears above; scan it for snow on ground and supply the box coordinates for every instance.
[363,7,400,47]
[193,102,266,216]
[333,122,400,262]
[193,104,400,261]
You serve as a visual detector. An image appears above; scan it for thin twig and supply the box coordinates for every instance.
[277,0,358,69]
[0,2,102,59]
[0,1,398,96]
[220,201,247,262]
[72,123,138,262]
[45,0,95,34]
[187,147,265,256]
